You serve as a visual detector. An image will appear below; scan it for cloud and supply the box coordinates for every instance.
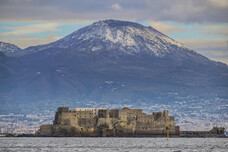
[177,38,228,64]
[194,25,228,36]
[209,0,228,8]
[3,23,60,35]
[111,3,122,10]
[150,21,186,35]
[201,48,228,65]
[0,23,61,48]
[177,39,228,50]
[0,0,227,64]
[0,0,227,23]
[1,33,61,49]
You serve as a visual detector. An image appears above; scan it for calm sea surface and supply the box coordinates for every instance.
[0,137,227,152]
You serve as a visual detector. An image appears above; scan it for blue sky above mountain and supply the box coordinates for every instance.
[0,0,227,64]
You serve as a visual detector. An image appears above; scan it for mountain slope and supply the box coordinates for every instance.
[22,20,206,61]
[0,41,22,56]
[43,20,186,55]
[0,20,228,131]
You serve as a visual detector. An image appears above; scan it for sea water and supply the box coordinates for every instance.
[0,137,227,152]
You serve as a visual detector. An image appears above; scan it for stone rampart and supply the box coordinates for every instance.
[38,107,180,137]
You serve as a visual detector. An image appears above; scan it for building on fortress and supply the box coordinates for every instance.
[70,108,106,117]
[38,107,180,137]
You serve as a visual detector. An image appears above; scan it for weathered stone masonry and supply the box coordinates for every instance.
[39,107,180,137]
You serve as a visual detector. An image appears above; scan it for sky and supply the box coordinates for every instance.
[0,0,228,64]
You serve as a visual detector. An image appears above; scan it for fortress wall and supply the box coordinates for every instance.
[180,127,225,137]
[53,111,62,124]
[137,113,154,123]
[54,111,70,125]
[77,118,97,129]
[108,110,119,118]
[152,110,175,128]
[97,118,107,127]
[135,126,179,135]
[59,112,71,125]
[136,122,156,131]
[106,118,120,129]
[168,116,175,126]
[39,125,53,136]
[67,113,78,127]
[98,109,107,118]
[52,125,73,136]
[39,107,180,136]
[118,108,142,122]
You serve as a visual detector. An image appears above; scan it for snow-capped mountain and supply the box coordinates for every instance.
[0,20,228,131]
[20,20,200,59]
[0,41,22,56]
[44,20,187,56]
[1,20,215,67]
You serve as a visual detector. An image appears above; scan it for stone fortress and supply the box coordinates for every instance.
[38,107,225,137]
[39,107,180,137]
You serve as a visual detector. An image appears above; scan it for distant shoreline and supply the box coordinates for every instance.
[0,133,227,138]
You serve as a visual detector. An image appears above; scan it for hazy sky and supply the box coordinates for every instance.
[0,0,228,64]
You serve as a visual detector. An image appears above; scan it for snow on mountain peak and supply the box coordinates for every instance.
[8,20,191,57]
[0,41,22,56]
[49,19,187,56]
